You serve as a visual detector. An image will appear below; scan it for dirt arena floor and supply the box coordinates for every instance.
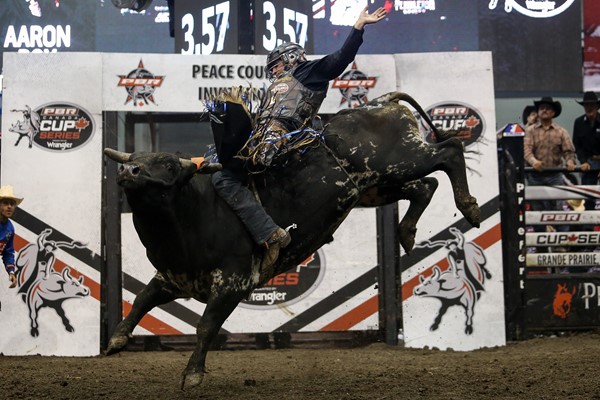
[1,332,599,400]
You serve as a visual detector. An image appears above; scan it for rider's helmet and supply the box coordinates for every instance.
[266,42,306,80]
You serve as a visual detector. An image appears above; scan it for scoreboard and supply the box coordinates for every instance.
[253,0,313,55]
[173,0,313,55]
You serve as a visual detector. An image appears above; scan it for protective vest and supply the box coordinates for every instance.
[257,71,327,129]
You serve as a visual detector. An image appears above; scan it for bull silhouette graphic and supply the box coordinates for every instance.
[9,106,40,148]
[413,228,491,334]
[14,229,89,337]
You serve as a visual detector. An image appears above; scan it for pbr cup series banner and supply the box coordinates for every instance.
[0,53,102,356]
[396,52,505,351]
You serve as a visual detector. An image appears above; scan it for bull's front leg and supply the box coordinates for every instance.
[181,288,249,390]
[436,139,480,227]
[55,304,74,332]
[430,302,450,331]
[106,275,181,355]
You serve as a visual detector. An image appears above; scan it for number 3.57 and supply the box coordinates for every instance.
[181,1,230,55]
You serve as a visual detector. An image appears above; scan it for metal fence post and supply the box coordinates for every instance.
[101,111,123,350]
[376,203,401,345]
[497,124,527,340]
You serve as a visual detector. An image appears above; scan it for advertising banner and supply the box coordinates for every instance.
[396,52,505,351]
[0,52,102,356]
[122,208,378,334]
[101,53,396,114]
[525,276,600,329]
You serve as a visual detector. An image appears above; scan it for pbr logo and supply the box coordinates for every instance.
[240,250,325,310]
[332,62,377,108]
[541,213,580,222]
[488,0,576,18]
[118,60,165,106]
[420,102,485,148]
[553,283,576,319]
[9,103,95,151]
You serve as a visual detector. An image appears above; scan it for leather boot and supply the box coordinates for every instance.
[260,228,291,275]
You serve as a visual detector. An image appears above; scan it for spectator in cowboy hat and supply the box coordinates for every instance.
[0,185,23,289]
[524,96,577,237]
[573,91,600,211]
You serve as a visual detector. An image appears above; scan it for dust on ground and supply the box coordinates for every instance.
[1,332,599,400]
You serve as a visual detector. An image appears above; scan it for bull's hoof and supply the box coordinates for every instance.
[180,370,204,390]
[105,334,131,355]
[398,225,416,254]
[460,197,480,228]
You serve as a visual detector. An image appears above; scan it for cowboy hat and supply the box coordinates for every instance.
[0,185,23,206]
[566,199,585,212]
[576,91,600,106]
[534,96,562,118]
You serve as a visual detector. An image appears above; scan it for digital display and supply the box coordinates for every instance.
[313,0,582,93]
[479,0,582,92]
[0,0,588,93]
[95,0,174,53]
[253,0,314,55]
[0,0,174,75]
[313,0,478,54]
[174,0,238,55]
[0,0,96,74]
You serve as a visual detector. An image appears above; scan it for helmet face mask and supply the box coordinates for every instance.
[266,43,306,80]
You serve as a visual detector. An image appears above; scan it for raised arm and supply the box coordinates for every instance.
[353,6,387,30]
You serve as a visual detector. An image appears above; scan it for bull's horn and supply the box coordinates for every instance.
[104,148,131,163]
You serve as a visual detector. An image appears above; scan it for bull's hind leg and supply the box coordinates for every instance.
[359,178,439,253]
[396,178,439,253]
[436,138,480,227]
[106,275,181,355]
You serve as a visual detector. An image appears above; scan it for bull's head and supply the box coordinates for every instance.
[61,267,89,298]
[413,266,442,296]
[9,120,28,135]
[104,148,222,190]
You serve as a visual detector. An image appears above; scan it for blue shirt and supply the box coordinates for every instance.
[0,219,16,271]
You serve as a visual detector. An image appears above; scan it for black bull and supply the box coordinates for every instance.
[103,92,480,390]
